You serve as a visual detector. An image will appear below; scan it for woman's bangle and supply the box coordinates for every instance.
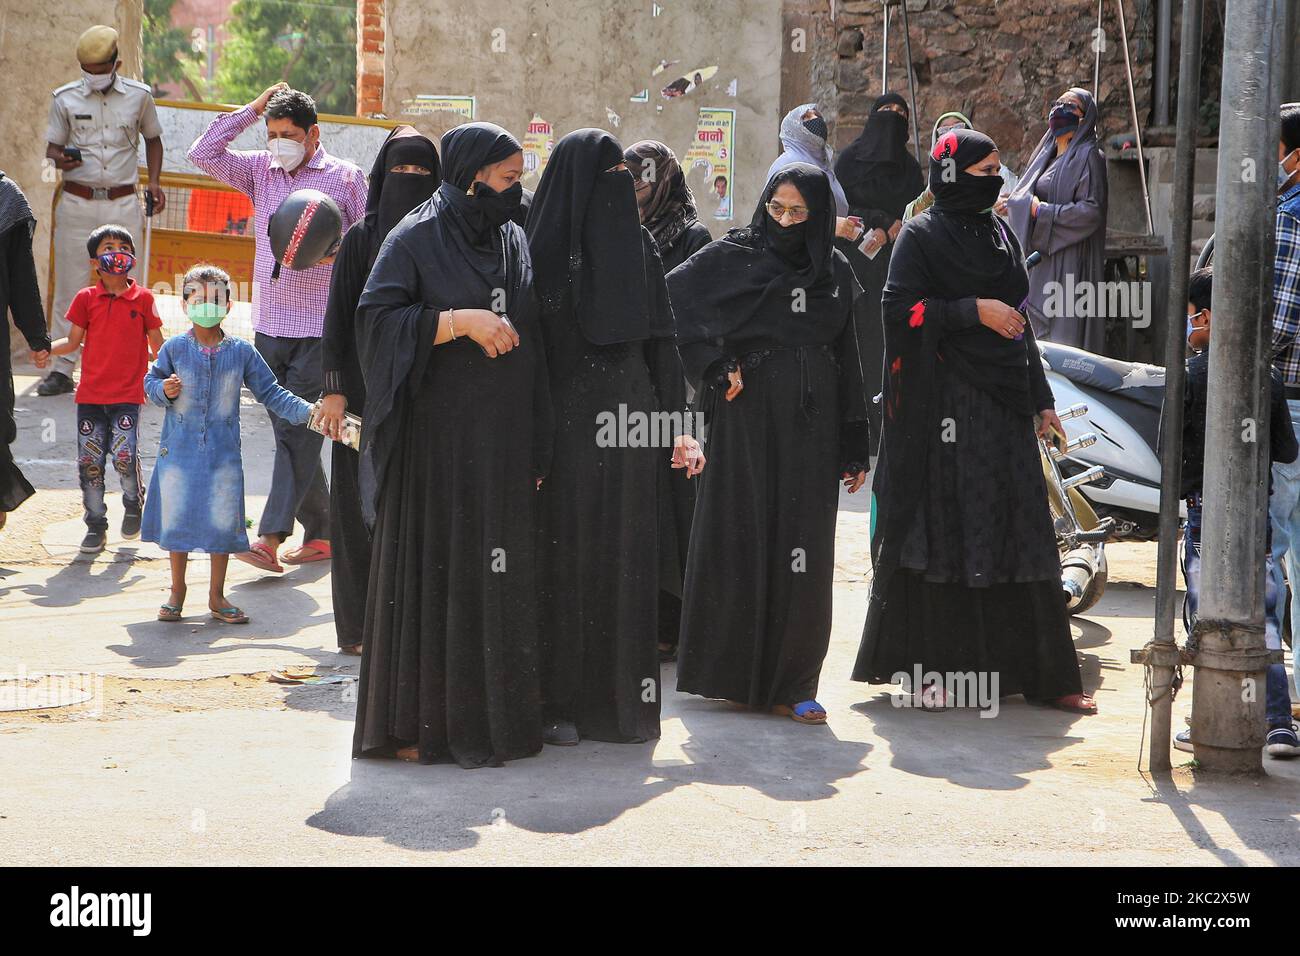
[449,308,458,339]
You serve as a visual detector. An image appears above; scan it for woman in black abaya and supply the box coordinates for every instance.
[624,140,712,662]
[319,125,439,654]
[834,92,924,442]
[668,163,871,723]
[351,122,553,767]
[526,128,676,746]
[851,128,1095,714]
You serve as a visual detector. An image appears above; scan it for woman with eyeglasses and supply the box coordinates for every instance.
[852,128,1095,716]
[526,128,697,748]
[1006,87,1109,352]
[834,92,925,445]
[667,163,871,725]
[625,140,714,664]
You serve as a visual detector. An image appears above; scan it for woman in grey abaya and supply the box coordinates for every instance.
[1005,87,1108,353]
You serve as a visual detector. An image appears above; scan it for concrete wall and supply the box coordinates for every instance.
[1,0,143,336]
[382,0,784,238]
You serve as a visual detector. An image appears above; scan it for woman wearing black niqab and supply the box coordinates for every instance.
[526,128,672,746]
[351,121,553,767]
[851,128,1095,714]
[834,92,925,443]
[624,140,712,661]
[319,125,439,654]
[667,163,871,723]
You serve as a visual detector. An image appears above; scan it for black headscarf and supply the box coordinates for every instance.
[435,122,523,247]
[525,128,650,346]
[354,122,535,526]
[667,162,844,387]
[363,126,441,266]
[853,128,1039,678]
[834,92,923,223]
[624,140,699,249]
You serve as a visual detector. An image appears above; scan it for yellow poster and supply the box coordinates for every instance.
[684,107,735,220]
[522,114,555,183]
[400,95,476,119]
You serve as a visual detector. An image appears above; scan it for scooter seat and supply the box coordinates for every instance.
[1038,342,1165,411]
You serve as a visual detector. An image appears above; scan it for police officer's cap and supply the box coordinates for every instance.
[76,25,118,66]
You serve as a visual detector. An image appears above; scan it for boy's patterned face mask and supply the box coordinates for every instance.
[96,251,135,275]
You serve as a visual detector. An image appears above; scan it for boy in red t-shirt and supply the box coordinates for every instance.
[49,224,164,554]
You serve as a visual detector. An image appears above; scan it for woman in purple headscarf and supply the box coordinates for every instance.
[1004,87,1109,352]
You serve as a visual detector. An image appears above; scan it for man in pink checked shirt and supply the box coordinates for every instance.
[189,83,367,573]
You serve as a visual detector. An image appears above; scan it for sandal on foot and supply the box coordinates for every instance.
[210,605,249,624]
[282,539,332,565]
[339,643,362,656]
[772,700,828,724]
[235,542,284,573]
[157,603,183,622]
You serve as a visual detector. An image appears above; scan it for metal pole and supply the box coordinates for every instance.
[880,1,890,96]
[1155,0,1173,125]
[898,0,921,163]
[1094,0,1104,99]
[1116,0,1156,234]
[1194,0,1285,774]
[1140,0,1202,774]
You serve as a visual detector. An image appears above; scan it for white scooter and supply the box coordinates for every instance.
[1039,342,1178,540]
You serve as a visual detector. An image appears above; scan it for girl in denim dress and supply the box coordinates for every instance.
[142,265,312,623]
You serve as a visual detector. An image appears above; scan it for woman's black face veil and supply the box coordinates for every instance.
[525,128,651,344]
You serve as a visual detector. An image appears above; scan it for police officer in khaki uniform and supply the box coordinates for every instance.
[39,24,166,396]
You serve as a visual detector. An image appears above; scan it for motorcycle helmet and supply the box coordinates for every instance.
[268,188,343,278]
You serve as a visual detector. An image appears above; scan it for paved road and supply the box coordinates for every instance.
[3,362,1299,866]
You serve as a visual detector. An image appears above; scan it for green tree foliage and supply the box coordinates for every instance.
[143,0,203,99]
[215,0,357,115]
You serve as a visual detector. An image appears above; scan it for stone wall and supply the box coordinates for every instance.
[0,0,143,335]
[826,0,1154,172]
[379,0,785,239]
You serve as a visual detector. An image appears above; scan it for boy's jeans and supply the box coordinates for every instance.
[76,404,143,532]
[1270,397,1300,702]
[1186,495,1291,729]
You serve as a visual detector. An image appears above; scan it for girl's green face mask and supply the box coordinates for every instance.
[187,302,227,328]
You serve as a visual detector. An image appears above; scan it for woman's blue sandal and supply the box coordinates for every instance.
[157,604,183,623]
[210,606,249,625]
[773,700,828,724]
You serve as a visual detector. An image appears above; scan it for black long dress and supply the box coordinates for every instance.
[667,163,871,710]
[851,128,1082,701]
[321,127,439,649]
[835,94,924,443]
[526,128,668,743]
[647,222,712,650]
[0,173,49,512]
[352,123,552,768]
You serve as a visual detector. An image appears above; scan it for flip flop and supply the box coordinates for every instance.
[210,605,249,624]
[281,539,332,565]
[235,542,284,573]
[157,603,183,622]
[339,643,362,656]
[772,700,828,724]
[1047,693,1098,715]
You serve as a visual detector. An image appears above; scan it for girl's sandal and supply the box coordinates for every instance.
[157,603,183,623]
[210,605,249,624]
[772,700,828,724]
[394,744,420,762]
[339,644,362,656]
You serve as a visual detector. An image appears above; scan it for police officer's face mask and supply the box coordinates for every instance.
[82,69,114,92]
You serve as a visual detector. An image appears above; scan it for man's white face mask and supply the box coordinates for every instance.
[269,137,306,172]
[82,70,114,92]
